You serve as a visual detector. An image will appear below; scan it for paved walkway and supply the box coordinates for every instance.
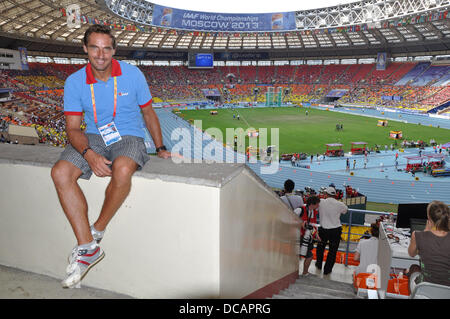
[0,264,133,299]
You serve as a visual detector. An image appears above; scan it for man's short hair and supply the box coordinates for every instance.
[83,24,116,49]
[370,222,379,238]
[306,195,320,206]
[284,179,295,193]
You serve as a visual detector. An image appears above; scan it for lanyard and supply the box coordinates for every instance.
[90,76,117,126]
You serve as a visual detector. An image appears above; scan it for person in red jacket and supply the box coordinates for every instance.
[295,195,321,277]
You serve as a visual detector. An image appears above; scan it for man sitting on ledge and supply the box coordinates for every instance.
[51,25,172,288]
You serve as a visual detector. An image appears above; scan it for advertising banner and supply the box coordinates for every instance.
[152,5,296,32]
[131,51,187,60]
[326,89,348,98]
[202,89,221,97]
[376,52,387,71]
[214,52,270,61]
[18,47,29,71]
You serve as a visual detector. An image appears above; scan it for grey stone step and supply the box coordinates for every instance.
[277,289,348,299]
[271,274,360,299]
[283,282,358,299]
[270,294,293,299]
[295,275,355,292]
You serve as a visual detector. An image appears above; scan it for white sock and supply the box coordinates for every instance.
[78,240,97,251]
[90,225,105,237]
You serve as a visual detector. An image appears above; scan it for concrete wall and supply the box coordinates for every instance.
[219,169,300,298]
[0,144,300,298]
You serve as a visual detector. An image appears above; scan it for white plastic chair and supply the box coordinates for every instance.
[410,281,450,299]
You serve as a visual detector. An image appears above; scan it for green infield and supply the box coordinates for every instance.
[178,107,450,155]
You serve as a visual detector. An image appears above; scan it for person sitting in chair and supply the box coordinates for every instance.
[408,200,450,287]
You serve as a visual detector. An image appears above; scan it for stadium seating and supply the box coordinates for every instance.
[336,64,360,85]
[1,60,449,149]
[409,65,450,86]
[239,66,258,83]
[387,63,417,85]
[367,63,407,85]
[257,66,276,84]
[276,65,296,83]
[420,86,450,108]
[396,62,430,85]
[351,64,375,84]
[319,64,349,84]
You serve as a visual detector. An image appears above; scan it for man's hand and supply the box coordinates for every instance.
[316,234,321,242]
[157,150,186,160]
[84,150,112,177]
[157,149,172,159]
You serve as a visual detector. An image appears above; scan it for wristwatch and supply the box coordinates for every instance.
[81,146,91,158]
[155,145,167,153]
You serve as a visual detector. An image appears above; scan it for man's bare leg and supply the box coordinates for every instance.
[93,156,138,232]
[302,257,313,275]
[51,160,93,246]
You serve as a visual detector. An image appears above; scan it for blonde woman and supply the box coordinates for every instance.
[408,201,450,287]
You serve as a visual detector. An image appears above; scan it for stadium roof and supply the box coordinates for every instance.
[151,0,352,13]
[0,0,449,60]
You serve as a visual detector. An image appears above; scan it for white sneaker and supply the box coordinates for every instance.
[62,245,105,289]
[67,226,104,265]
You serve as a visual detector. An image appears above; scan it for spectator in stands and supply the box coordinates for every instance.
[294,195,321,277]
[315,187,348,275]
[280,179,304,211]
[353,223,379,275]
[408,200,450,287]
[51,25,172,289]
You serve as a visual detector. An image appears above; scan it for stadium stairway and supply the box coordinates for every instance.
[155,108,245,162]
[271,275,359,299]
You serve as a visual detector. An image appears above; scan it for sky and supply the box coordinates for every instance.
[152,0,358,14]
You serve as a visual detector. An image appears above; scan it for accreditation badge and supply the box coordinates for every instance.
[98,121,122,146]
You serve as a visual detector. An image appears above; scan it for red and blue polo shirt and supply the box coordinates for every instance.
[63,59,152,139]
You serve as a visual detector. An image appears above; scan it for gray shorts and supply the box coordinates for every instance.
[59,134,150,180]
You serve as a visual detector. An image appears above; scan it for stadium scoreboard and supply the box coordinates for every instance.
[188,53,214,69]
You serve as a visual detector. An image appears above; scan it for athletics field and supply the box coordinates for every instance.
[179,106,450,155]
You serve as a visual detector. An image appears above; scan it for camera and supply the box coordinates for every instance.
[299,224,314,257]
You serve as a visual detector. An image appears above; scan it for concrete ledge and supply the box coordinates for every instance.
[0,143,245,188]
[0,143,300,298]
